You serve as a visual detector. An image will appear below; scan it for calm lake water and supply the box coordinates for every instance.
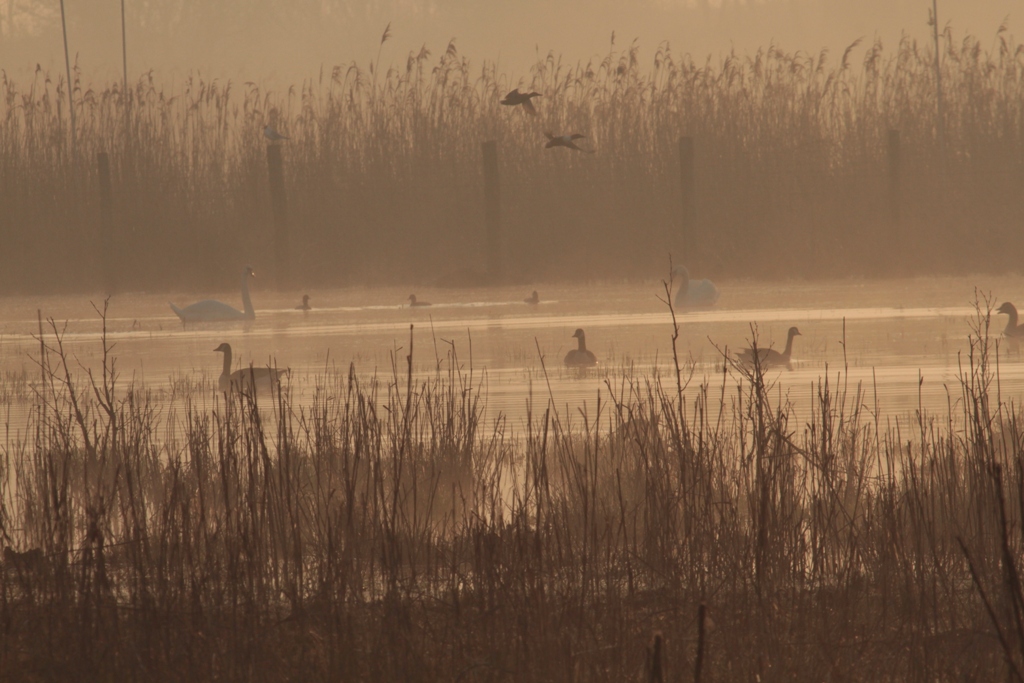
[0,275,1021,436]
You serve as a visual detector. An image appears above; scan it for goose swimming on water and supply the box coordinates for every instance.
[408,294,432,307]
[170,266,256,324]
[737,327,801,371]
[672,266,719,310]
[564,328,598,367]
[296,294,312,311]
[524,290,540,305]
[997,302,1024,338]
[214,343,288,393]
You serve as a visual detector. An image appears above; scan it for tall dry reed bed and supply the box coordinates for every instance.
[2,309,1024,681]
[2,28,1024,293]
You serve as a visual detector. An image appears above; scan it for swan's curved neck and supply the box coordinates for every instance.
[676,276,689,298]
[1006,306,1019,332]
[221,348,232,378]
[782,331,796,358]
[577,335,587,352]
[241,274,254,319]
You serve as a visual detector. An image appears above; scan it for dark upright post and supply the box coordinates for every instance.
[887,129,901,226]
[266,144,289,289]
[97,152,115,292]
[482,140,502,283]
[678,136,695,258]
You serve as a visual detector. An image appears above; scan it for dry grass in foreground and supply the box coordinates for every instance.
[2,304,1024,681]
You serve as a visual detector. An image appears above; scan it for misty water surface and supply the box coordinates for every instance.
[0,275,1021,437]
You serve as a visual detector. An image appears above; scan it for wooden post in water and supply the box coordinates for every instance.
[887,129,901,226]
[482,141,502,283]
[678,136,696,259]
[266,144,290,289]
[97,152,115,292]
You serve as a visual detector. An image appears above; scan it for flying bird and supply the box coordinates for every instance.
[264,124,289,142]
[501,88,542,115]
[544,132,594,153]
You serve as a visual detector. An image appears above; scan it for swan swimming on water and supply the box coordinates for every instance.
[170,266,256,324]
[524,290,540,305]
[214,343,288,393]
[296,294,312,311]
[736,327,802,371]
[997,302,1024,338]
[672,266,719,310]
[408,294,432,307]
[564,328,598,367]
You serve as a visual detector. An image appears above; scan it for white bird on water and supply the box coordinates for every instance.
[672,266,719,310]
[170,266,256,324]
[213,343,288,393]
[264,124,289,142]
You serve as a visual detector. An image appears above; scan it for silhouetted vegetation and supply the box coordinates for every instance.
[0,30,1021,292]
[3,303,1024,681]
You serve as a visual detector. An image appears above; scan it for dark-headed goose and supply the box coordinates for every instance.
[997,302,1024,338]
[564,328,598,367]
[737,327,802,371]
[214,343,287,393]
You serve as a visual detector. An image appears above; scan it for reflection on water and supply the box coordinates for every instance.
[0,275,1020,434]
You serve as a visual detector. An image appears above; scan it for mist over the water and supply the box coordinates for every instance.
[1,0,1017,87]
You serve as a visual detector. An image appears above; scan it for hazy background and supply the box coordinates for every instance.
[0,0,1017,87]
[0,0,1022,294]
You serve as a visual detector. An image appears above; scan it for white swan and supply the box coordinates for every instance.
[214,342,288,393]
[170,266,256,323]
[564,328,598,367]
[672,266,719,310]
